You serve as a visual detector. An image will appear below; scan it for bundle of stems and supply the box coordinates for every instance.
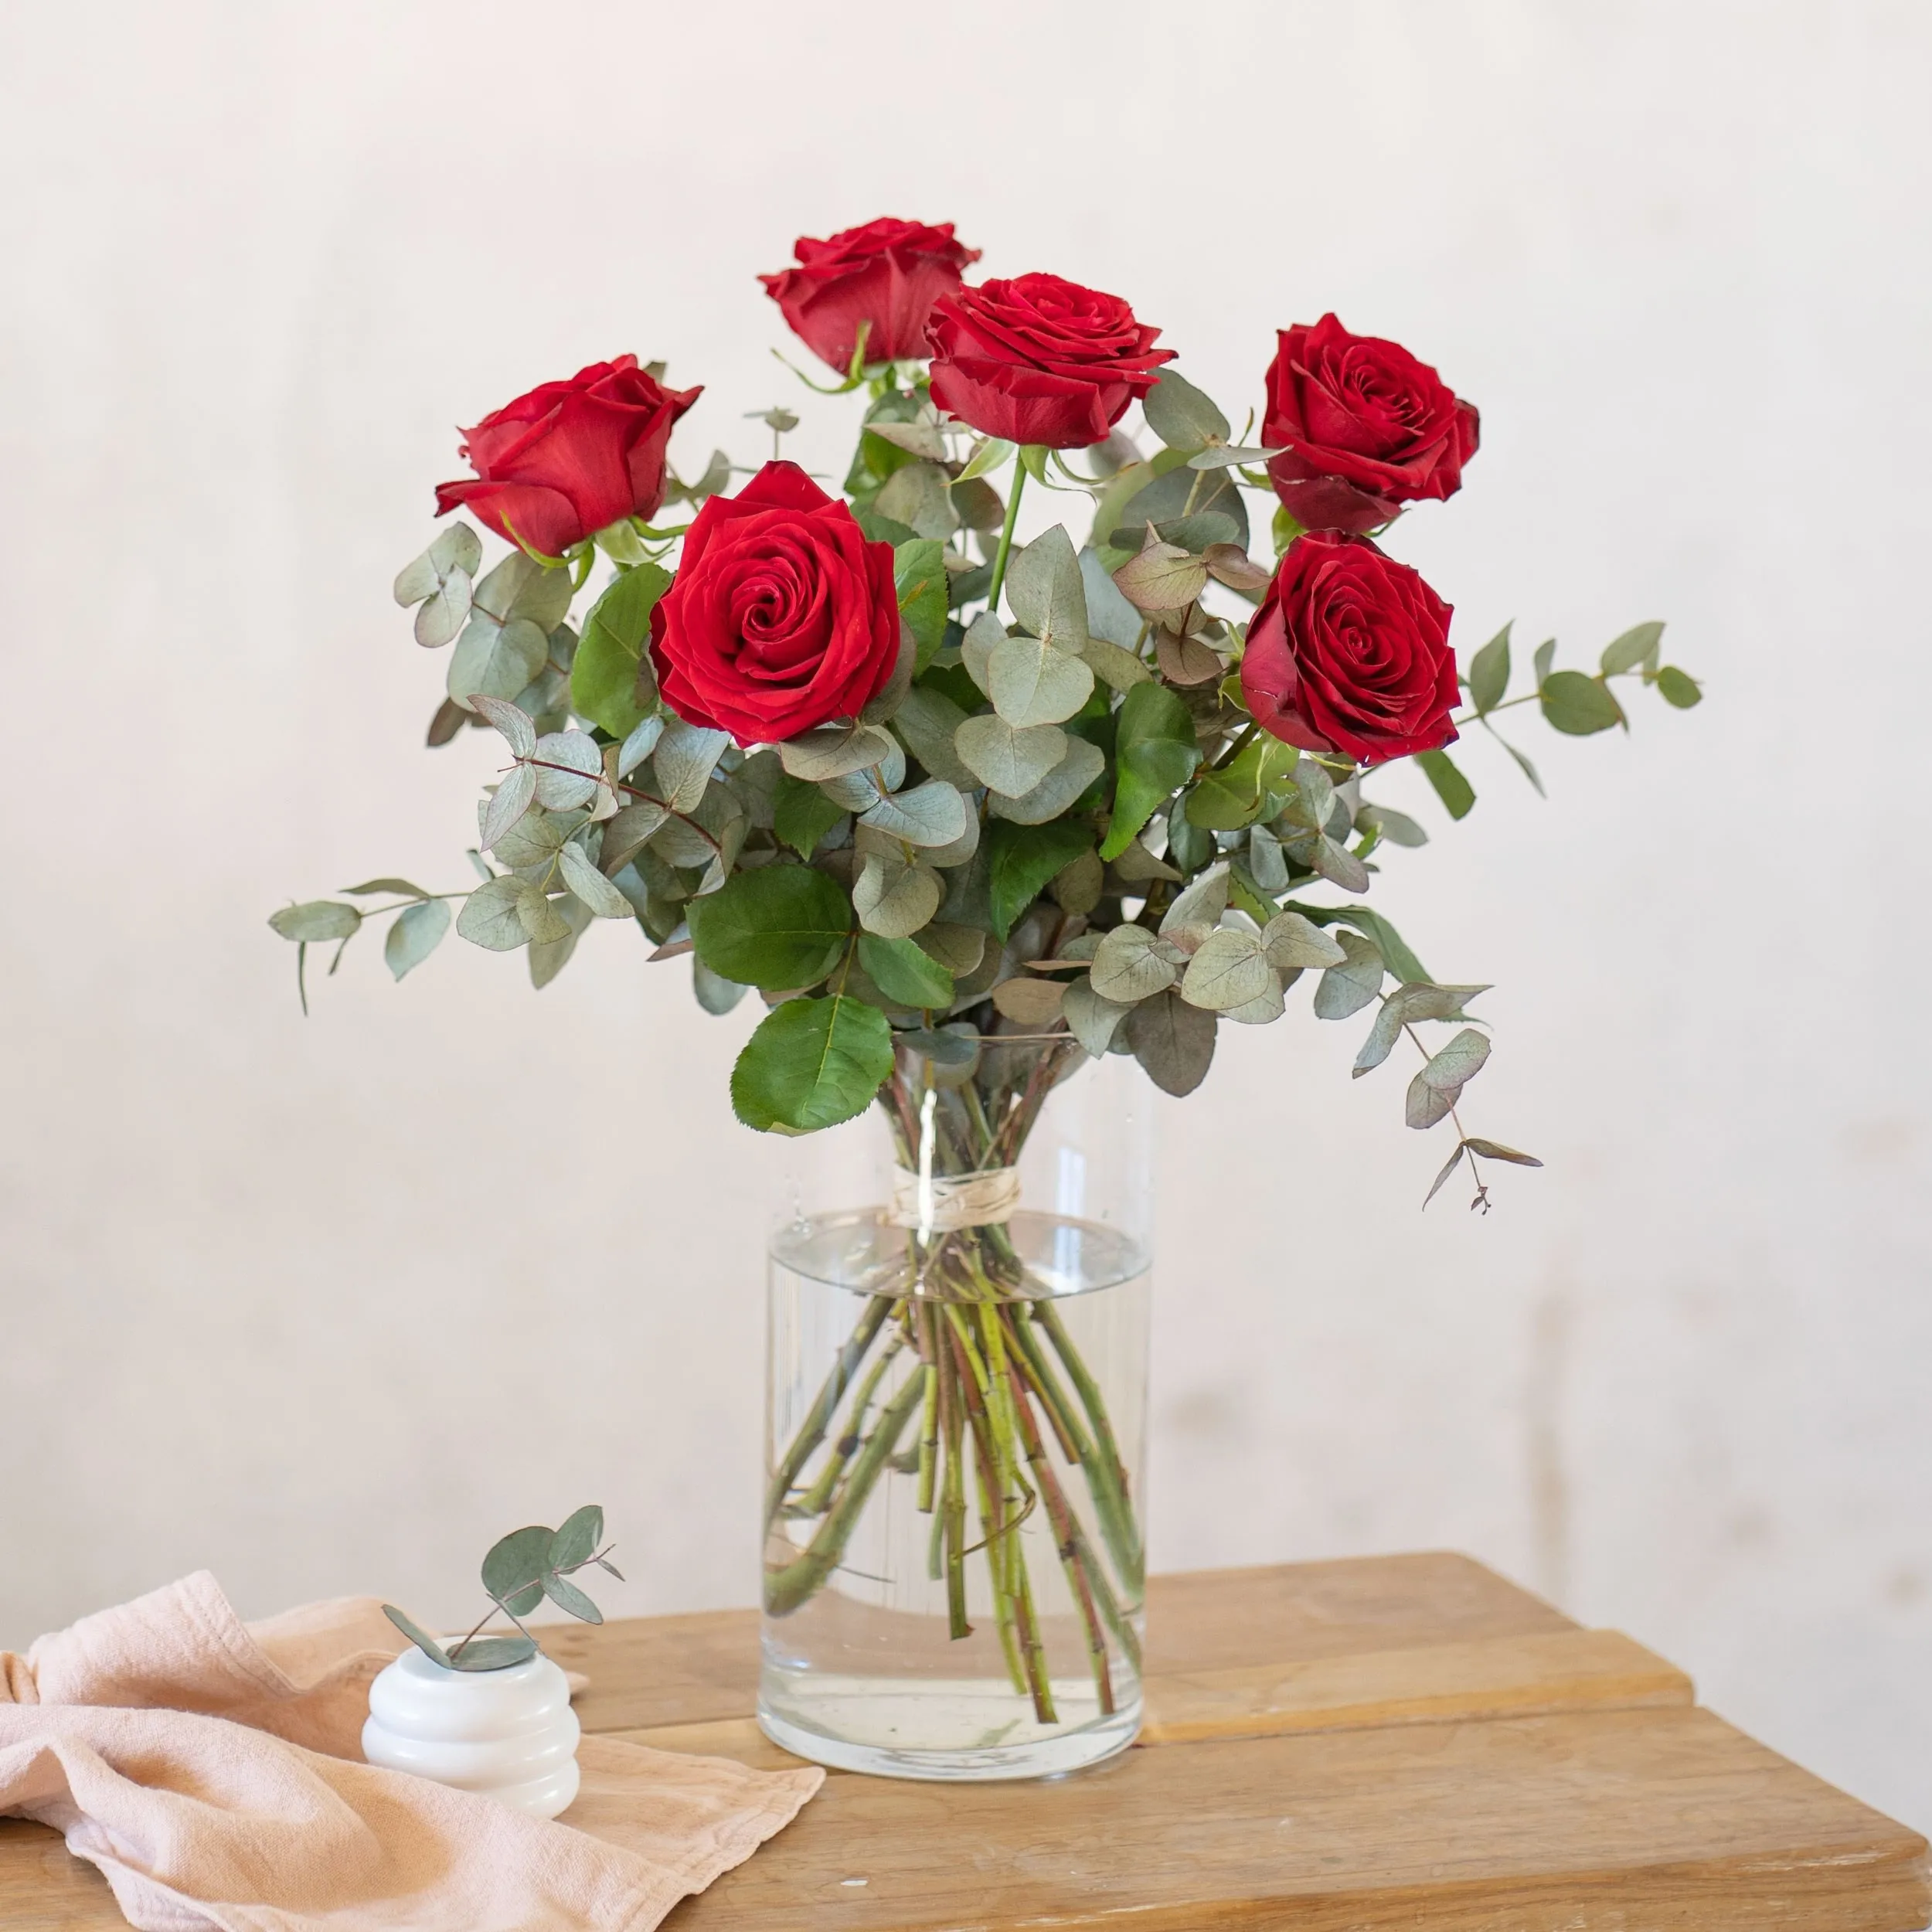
[762,1035,1145,1724]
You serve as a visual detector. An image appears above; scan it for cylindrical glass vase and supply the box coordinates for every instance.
[759,1033,1152,1781]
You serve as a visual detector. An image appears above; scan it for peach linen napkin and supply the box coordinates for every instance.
[0,1572,821,1931]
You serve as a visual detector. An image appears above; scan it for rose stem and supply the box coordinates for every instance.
[915,1302,940,1513]
[939,1345,971,1634]
[764,1294,893,1529]
[984,460,1028,616]
[1009,1361,1115,1716]
[787,1332,904,1519]
[762,1369,925,1617]
[1033,1298,1145,1594]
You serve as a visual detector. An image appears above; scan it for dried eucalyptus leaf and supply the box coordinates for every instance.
[854,851,942,937]
[455,876,530,951]
[987,736,1104,825]
[1080,633,1153,691]
[820,767,884,813]
[529,892,593,988]
[990,975,1067,1026]
[876,459,959,540]
[1202,543,1273,592]
[1155,632,1223,685]
[694,958,750,1014]
[917,922,986,978]
[954,715,1067,798]
[1313,930,1386,1019]
[1050,847,1105,915]
[1261,909,1347,973]
[515,884,574,945]
[559,839,634,917]
[1090,923,1179,1003]
[617,714,665,778]
[414,566,473,648]
[1223,979,1287,1026]
[1125,989,1216,1097]
[1424,1142,1469,1207]
[922,810,981,869]
[1186,444,1285,470]
[778,722,897,782]
[1312,835,1370,894]
[860,778,968,849]
[1462,1137,1543,1167]
[988,630,1094,727]
[656,721,732,811]
[1179,928,1276,1012]
[600,799,671,872]
[1114,534,1208,613]
[1063,975,1131,1056]
[1420,1026,1492,1092]
[1405,1068,1456,1129]
[492,806,568,872]
[1247,825,1289,892]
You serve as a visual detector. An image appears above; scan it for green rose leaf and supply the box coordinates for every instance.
[1100,682,1200,862]
[1416,748,1476,820]
[857,934,954,1010]
[731,994,894,1134]
[1539,669,1625,736]
[894,539,949,673]
[985,818,1095,942]
[687,864,852,989]
[572,563,671,737]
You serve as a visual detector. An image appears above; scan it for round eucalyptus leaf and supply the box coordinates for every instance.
[446,1635,538,1672]
[549,1504,604,1573]
[481,1524,553,1602]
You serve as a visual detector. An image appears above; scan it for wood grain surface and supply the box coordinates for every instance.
[3,1554,1925,1932]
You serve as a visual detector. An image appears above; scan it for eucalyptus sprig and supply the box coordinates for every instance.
[382,1504,623,1673]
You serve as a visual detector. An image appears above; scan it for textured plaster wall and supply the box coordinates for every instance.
[2,0,1927,1832]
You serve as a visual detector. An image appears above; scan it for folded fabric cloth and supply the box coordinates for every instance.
[1,1573,821,1931]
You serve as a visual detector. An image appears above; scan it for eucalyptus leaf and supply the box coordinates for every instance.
[1159,862,1230,945]
[1356,804,1427,849]
[1463,1137,1544,1167]
[1416,748,1476,820]
[617,714,665,778]
[268,900,361,943]
[988,630,1094,727]
[414,566,473,648]
[1600,620,1665,677]
[778,722,898,783]
[893,540,949,672]
[954,714,1067,798]
[693,957,750,1013]
[893,684,976,790]
[1420,1026,1492,1092]
[1655,665,1702,708]
[1180,928,1276,1012]
[492,806,568,872]
[1003,526,1090,655]
[479,762,538,849]
[385,898,451,980]
[1113,461,1248,554]
[1089,923,1179,1003]
[1467,623,1512,715]
[600,798,672,872]
[1261,909,1347,973]
[1113,536,1208,613]
[854,849,943,937]
[543,1572,604,1624]
[516,886,573,946]
[532,730,602,811]
[1063,976,1132,1056]
[481,1524,553,1604]
[1540,670,1625,736]
[528,891,592,988]
[447,1635,539,1672]
[860,778,969,848]
[343,879,431,898]
[875,460,959,539]
[731,994,895,1133]
[1142,369,1230,452]
[991,976,1066,1026]
[655,720,731,811]
[448,612,549,709]
[1125,990,1217,1097]
[559,839,634,917]
[380,1606,452,1669]
[960,611,1003,696]
[1312,930,1385,1019]
[470,695,538,759]
[987,736,1105,825]
[1077,544,1146,650]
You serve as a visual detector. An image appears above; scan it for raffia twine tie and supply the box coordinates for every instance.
[887,1165,1022,1234]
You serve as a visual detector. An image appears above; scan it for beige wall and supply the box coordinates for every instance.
[4,0,1927,1831]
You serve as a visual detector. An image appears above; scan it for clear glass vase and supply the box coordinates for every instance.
[758,1033,1153,1781]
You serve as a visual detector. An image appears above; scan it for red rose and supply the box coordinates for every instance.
[650,461,903,746]
[926,273,1174,449]
[1262,315,1478,535]
[1240,532,1458,766]
[759,218,980,372]
[434,355,700,559]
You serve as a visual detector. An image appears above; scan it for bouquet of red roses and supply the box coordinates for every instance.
[277,213,1695,1206]
[273,216,1699,1726]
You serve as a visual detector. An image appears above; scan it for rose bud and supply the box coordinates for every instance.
[433,356,700,559]
[1262,315,1478,535]
[1240,533,1459,766]
[650,461,903,746]
[926,273,1174,449]
[759,218,981,374]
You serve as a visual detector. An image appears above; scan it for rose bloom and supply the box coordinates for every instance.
[1240,532,1458,766]
[926,272,1173,448]
[759,218,980,372]
[1262,315,1478,535]
[434,355,700,558]
[650,461,903,746]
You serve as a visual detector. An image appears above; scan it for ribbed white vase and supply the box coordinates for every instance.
[362,1647,580,1818]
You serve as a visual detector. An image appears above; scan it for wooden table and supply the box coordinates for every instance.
[4,1555,1927,1929]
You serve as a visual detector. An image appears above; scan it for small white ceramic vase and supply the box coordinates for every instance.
[362,1645,581,1818]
